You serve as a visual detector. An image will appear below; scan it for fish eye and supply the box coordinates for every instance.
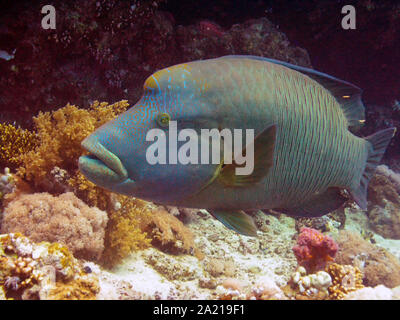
[156,113,171,127]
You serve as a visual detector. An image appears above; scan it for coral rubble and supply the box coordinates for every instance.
[0,233,99,300]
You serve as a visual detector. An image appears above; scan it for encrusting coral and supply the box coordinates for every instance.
[1,192,108,261]
[284,266,332,299]
[325,263,364,299]
[0,233,99,300]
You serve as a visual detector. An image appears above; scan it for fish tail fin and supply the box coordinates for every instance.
[350,127,396,209]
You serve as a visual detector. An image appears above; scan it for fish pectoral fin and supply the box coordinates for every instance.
[218,124,276,187]
[275,187,347,218]
[209,209,258,236]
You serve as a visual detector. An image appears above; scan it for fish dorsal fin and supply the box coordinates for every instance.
[218,124,276,187]
[221,55,366,130]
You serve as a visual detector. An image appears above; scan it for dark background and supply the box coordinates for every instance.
[0,0,399,165]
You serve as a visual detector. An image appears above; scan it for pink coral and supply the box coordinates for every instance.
[1,192,108,261]
[292,227,338,273]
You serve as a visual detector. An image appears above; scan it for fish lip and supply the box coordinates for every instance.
[81,137,128,179]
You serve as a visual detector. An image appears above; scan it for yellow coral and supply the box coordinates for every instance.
[326,263,364,299]
[101,195,152,268]
[0,123,38,169]
[67,171,111,211]
[17,100,129,186]
[10,100,158,267]
[46,276,99,300]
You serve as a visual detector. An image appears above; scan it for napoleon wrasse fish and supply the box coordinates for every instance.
[79,56,396,236]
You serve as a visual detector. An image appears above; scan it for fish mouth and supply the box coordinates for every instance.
[79,137,129,184]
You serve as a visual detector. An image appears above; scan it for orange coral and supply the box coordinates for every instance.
[326,263,364,299]
[141,208,197,255]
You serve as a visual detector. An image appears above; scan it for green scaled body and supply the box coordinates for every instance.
[79,56,396,236]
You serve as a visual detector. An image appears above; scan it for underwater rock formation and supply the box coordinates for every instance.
[367,166,400,239]
[1,192,108,261]
[334,230,400,288]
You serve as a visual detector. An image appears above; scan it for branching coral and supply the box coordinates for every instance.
[325,263,364,299]
[16,100,129,190]
[0,123,38,169]
[292,227,338,273]
[101,195,152,268]
[1,192,108,261]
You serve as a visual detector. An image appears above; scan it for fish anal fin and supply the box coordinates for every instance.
[209,209,258,236]
[275,187,347,218]
[218,124,276,187]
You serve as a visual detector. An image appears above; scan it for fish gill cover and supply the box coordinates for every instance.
[0,0,399,302]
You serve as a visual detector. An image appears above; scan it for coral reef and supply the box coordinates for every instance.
[144,249,198,282]
[141,208,198,256]
[292,227,338,273]
[0,233,99,300]
[101,195,152,268]
[0,168,15,208]
[0,0,311,129]
[334,230,400,288]
[16,100,129,190]
[325,263,364,300]
[367,167,400,239]
[0,123,38,169]
[284,266,331,299]
[294,209,345,233]
[1,192,108,261]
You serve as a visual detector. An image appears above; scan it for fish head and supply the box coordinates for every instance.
[79,63,221,204]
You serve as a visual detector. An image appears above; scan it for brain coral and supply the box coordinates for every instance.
[1,192,108,261]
